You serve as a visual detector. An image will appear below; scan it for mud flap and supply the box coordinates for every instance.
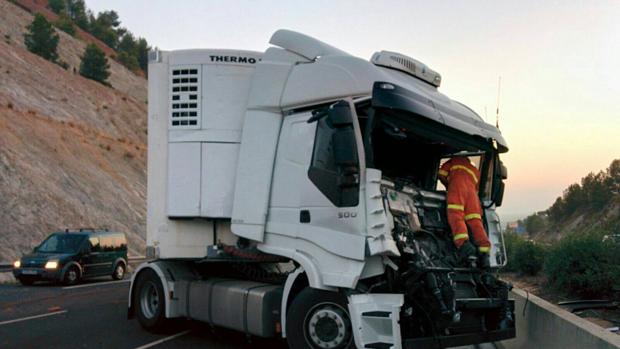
[348,294,404,349]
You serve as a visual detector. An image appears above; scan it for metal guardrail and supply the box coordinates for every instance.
[0,256,148,273]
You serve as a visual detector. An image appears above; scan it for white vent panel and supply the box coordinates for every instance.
[170,65,201,129]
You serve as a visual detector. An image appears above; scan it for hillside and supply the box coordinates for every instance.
[519,159,620,242]
[531,198,620,243]
[0,0,148,264]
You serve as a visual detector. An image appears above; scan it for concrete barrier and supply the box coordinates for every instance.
[499,288,620,349]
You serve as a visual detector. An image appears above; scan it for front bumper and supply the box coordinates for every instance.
[403,327,515,348]
[13,268,61,281]
[403,298,516,349]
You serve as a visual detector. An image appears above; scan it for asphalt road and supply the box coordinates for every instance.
[0,276,286,349]
[0,275,496,349]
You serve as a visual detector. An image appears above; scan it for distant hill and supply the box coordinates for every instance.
[520,159,620,242]
[0,0,147,264]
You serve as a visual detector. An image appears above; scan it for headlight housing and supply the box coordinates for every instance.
[13,260,21,268]
[45,260,58,269]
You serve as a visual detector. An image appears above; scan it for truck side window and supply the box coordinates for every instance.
[308,117,359,207]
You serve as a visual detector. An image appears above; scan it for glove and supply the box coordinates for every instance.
[458,241,477,261]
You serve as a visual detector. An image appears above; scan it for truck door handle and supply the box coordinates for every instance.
[300,210,311,223]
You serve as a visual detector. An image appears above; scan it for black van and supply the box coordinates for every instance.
[13,229,128,286]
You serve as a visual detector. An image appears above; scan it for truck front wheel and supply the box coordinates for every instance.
[134,269,168,332]
[287,288,354,349]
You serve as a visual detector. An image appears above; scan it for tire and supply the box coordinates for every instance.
[18,278,34,286]
[62,265,80,286]
[112,262,126,280]
[134,269,168,332]
[286,288,354,349]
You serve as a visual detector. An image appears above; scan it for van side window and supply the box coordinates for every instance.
[89,237,101,252]
[100,236,114,252]
[115,234,127,251]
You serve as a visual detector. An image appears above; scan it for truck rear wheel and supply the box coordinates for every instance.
[287,288,354,349]
[134,269,168,332]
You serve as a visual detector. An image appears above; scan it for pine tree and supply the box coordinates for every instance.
[48,0,66,14]
[136,38,150,73]
[54,13,76,36]
[79,44,110,84]
[24,14,60,62]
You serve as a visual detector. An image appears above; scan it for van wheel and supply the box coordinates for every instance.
[63,266,80,285]
[287,288,354,349]
[112,262,125,280]
[134,269,168,332]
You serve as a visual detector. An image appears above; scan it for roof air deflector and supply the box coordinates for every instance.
[269,29,351,60]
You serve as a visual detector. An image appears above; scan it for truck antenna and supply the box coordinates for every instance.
[495,76,502,129]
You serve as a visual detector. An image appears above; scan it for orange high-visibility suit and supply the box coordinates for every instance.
[438,157,491,253]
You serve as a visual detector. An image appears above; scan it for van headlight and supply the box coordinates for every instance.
[13,260,21,268]
[45,260,58,269]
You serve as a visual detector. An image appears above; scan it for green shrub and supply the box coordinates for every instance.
[54,14,76,36]
[513,240,545,276]
[544,232,620,298]
[501,232,545,275]
[117,51,139,72]
[502,232,522,272]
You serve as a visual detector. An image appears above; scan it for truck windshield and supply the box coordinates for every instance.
[357,105,495,193]
[38,234,85,253]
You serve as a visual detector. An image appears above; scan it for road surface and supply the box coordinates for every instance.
[0,276,497,349]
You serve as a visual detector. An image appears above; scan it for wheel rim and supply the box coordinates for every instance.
[140,281,159,319]
[305,303,352,349]
[67,269,77,283]
[115,265,124,279]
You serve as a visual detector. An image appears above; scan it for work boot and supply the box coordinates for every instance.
[458,241,477,265]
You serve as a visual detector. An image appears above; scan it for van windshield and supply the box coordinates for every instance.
[38,234,86,253]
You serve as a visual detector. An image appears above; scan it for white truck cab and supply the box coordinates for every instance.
[129,30,515,349]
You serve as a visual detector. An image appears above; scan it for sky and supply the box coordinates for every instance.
[86,0,620,220]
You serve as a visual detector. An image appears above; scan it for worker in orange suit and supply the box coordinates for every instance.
[438,155,491,267]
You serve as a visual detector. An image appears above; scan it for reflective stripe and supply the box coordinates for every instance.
[453,233,469,241]
[479,246,491,253]
[447,204,464,211]
[450,165,478,183]
[464,213,481,221]
[438,169,449,177]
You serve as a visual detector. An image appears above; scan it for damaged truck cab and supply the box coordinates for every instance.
[129,30,515,348]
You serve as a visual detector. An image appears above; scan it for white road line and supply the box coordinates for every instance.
[133,330,191,349]
[62,279,130,290]
[0,310,67,326]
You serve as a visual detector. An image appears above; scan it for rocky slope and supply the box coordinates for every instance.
[0,0,148,265]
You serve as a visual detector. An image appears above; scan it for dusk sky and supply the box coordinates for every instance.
[86,0,620,220]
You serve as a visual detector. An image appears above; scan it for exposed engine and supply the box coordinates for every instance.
[362,179,515,347]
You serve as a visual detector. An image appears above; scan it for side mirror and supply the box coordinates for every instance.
[328,102,359,187]
[494,181,505,207]
[332,129,358,167]
[327,100,355,126]
[491,157,507,207]
[32,246,39,253]
[499,161,508,180]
